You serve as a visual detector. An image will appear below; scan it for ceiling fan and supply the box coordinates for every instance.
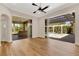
[32,3,49,13]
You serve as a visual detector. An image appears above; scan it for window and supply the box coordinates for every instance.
[12,23,23,34]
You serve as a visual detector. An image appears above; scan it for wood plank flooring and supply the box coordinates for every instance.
[0,38,79,56]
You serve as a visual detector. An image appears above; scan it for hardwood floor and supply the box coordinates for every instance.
[0,38,79,56]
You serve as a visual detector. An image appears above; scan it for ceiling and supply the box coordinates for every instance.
[12,16,27,22]
[2,3,66,18]
[49,14,74,23]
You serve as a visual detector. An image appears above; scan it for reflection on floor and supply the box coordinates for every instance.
[48,33,75,43]
[0,38,78,56]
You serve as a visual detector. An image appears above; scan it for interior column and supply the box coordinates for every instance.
[53,26,55,33]
[61,25,63,34]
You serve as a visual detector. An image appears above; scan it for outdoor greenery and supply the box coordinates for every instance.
[63,26,70,33]
[54,26,61,34]
[48,22,73,34]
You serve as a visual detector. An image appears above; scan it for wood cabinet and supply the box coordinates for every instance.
[18,31,27,39]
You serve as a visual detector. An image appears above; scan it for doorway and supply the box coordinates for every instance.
[12,16,32,40]
[46,13,75,43]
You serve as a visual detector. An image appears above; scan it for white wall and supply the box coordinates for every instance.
[32,18,39,38]
[32,18,46,38]
[0,5,12,42]
[37,18,45,38]
[75,7,79,45]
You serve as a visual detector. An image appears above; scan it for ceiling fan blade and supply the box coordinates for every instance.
[42,5,49,10]
[33,11,37,13]
[41,10,46,13]
[32,3,38,6]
